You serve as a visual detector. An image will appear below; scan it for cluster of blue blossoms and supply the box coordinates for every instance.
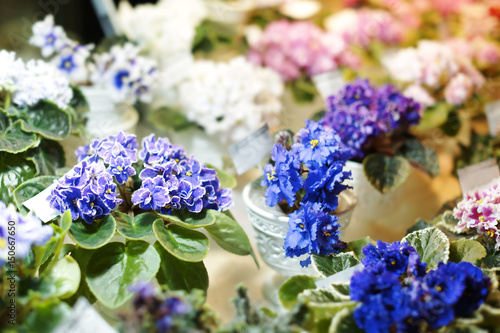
[262,120,352,267]
[321,79,421,158]
[350,240,491,333]
[49,132,232,224]
[129,282,191,331]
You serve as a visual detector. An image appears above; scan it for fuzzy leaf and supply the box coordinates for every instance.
[347,237,375,260]
[0,152,37,205]
[328,308,364,333]
[86,240,161,309]
[278,275,317,310]
[158,210,216,229]
[39,256,81,299]
[148,106,194,132]
[153,219,209,262]
[68,215,116,249]
[19,100,71,140]
[363,154,411,193]
[206,163,237,188]
[396,139,440,178]
[154,241,209,292]
[13,175,56,214]
[114,212,155,240]
[402,227,450,269]
[0,117,38,154]
[449,239,487,263]
[28,139,66,176]
[312,252,360,278]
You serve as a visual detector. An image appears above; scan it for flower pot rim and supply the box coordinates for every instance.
[243,176,357,222]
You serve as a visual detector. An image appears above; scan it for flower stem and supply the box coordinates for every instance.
[4,91,10,110]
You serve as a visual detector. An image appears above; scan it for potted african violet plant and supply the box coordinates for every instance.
[14,131,256,310]
[243,119,357,277]
[0,50,88,205]
[29,15,157,139]
[278,227,500,332]
[320,78,441,239]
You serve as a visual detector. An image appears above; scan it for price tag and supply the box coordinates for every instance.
[457,158,500,195]
[23,184,60,223]
[312,70,345,100]
[485,100,500,136]
[53,298,117,333]
[315,264,364,288]
[228,124,273,175]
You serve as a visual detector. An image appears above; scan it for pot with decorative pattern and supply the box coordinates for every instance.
[243,176,357,277]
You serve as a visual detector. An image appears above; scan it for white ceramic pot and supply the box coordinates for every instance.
[80,86,139,139]
[343,161,440,242]
[243,177,357,277]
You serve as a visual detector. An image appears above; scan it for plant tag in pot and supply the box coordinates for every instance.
[229,124,273,175]
[457,158,500,194]
[53,297,117,333]
[312,70,345,100]
[485,100,500,136]
[23,184,60,222]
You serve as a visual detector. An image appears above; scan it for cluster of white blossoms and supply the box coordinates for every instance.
[177,56,283,143]
[0,50,73,109]
[117,0,207,65]
[383,40,485,109]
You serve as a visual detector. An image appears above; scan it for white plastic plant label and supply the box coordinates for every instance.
[315,264,364,288]
[312,70,345,100]
[457,158,500,195]
[229,124,273,175]
[53,297,117,333]
[23,184,60,223]
[485,100,500,136]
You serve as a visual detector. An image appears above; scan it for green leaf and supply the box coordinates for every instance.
[206,163,237,188]
[69,215,116,249]
[60,210,72,233]
[148,106,194,132]
[158,210,216,229]
[19,100,71,140]
[28,139,66,176]
[0,152,37,205]
[449,239,487,263]
[396,139,440,178]
[415,101,454,131]
[67,247,97,306]
[0,118,38,154]
[13,175,56,214]
[402,227,450,270]
[22,299,72,333]
[153,220,209,262]
[68,86,89,135]
[154,241,209,292]
[86,240,161,309]
[347,237,375,261]
[289,76,318,103]
[40,256,81,299]
[278,275,317,310]
[440,110,461,137]
[312,252,360,278]
[363,154,411,193]
[114,212,155,240]
[205,210,252,256]
[328,308,364,333]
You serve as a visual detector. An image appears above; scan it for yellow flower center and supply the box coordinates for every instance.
[487,230,495,238]
[90,202,94,207]
[478,199,483,203]
[165,204,171,209]
[324,232,331,237]
[267,169,276,181]
[64,61,72,68]
[310,139,319,148]
[299,224,304,229]
[175,159,179,163]
[435,285,442,292]
[186,171,192,176]
[117,166,123,172]
[355,94,360,99]
[479,216,485,222]
[391,260,396,265]
[0,238,6,249]
[106,189,112,194]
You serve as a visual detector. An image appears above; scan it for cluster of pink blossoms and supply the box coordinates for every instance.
[324,8,404,49]
[453,179,500,249]
[247,20,360,82]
